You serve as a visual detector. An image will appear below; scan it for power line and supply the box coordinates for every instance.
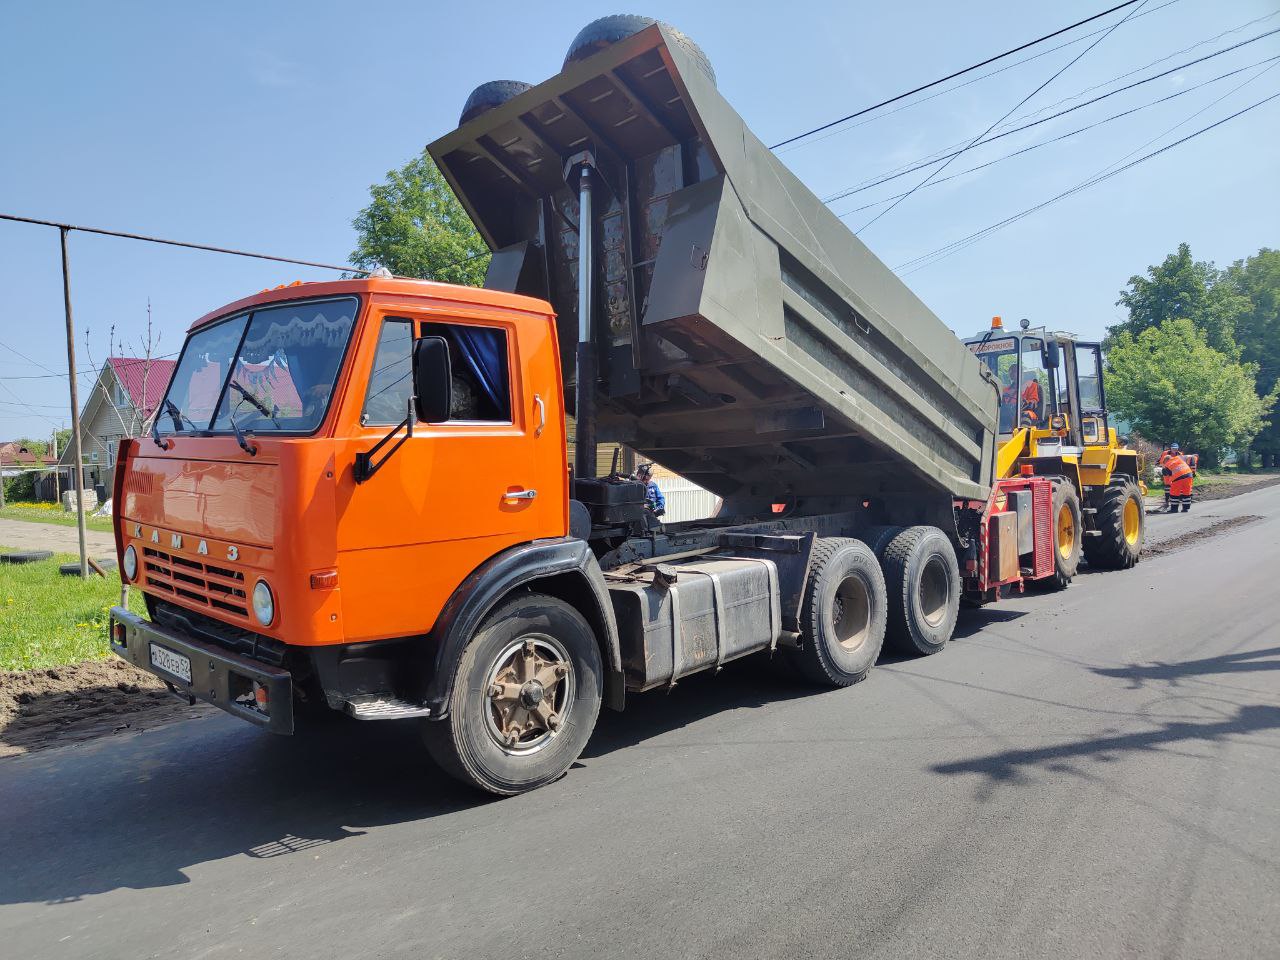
[768,0,1146,150]
[828,53,1280,215]
[856,0,1151,233]
[896,87,1280,274]
[776,0,1183,156]
[822,26,1280,204]
[0,213,367,274]
[988,9,1279,133]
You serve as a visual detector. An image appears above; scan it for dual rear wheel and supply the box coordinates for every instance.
[787,526,962,687]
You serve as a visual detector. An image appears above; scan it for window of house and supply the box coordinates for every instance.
[361,319,512,425]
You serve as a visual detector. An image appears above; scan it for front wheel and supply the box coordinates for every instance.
[1082,479,1144,569]
[424,593,602,796]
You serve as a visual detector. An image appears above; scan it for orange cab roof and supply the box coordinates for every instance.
[188,276,554,332]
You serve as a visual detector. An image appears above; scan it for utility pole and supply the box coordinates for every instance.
[51,429,60,502]
[60,227,90,578]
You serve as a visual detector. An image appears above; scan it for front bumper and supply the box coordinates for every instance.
[110,607,294,734]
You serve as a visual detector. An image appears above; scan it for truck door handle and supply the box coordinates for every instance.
[504,489,537,501]
[533,393,546,437]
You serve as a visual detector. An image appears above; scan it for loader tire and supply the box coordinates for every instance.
[1082,479,1144,570]
[788,537,887,687]
[880,526,961,656]
[459,80,534,125]
[423,593,602,796]
[1041,480,1082,591]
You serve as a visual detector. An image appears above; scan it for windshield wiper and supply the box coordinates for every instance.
[229,382,281,427]
[164,398,199,431]
[153,398,197,449]
[226,407,258,457]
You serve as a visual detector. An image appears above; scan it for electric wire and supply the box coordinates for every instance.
[896,84,1280,275]
[822,28,1280,204]
[775,0,1184,155]
[828,53,1280,217]
[855,0,1151,233]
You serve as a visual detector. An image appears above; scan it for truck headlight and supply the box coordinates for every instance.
[252,580,275,626]
[123,544,138,582]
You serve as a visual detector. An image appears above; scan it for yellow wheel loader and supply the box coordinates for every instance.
[964,317,1145,585]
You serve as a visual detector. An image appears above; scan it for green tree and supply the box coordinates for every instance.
[1222,248,1280,466]
[1113,242,1248,355]
[1105,318,1273,467]
[349,151,490,286]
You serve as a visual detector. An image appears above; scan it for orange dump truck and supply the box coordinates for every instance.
[110,17,1116,794]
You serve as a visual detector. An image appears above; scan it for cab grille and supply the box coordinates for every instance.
[143,547,248,618]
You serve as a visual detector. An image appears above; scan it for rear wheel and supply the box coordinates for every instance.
[880,526,961,656]
[788,537,887,687]
[1082,479,1144,569]
[424,593,602,796]
[1041,481,1082,590]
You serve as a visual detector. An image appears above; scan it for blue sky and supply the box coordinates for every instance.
[2,0,1278,439]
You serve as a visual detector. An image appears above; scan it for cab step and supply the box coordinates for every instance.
[343,694,432,720]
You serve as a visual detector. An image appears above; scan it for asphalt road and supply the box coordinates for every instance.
[3,486,1278,960]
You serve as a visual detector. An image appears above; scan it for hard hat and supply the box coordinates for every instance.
[1169,442,1180,451]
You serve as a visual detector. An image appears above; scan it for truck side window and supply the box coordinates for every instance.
[362,319,413,425]
[422,322,512,423]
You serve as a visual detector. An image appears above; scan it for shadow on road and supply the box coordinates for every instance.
[0,657,815,906]
[1090,646,1280,688]
[930,703,1280,785]
[951,606,1027,640]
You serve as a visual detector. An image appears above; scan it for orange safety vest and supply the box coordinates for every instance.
[1021,380,1042,424]
[1162,454,1194,495]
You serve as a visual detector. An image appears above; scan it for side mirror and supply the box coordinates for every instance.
[1043,340,1060,369]
[412,336,452,423]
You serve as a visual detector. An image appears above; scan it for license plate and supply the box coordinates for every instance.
[149,643,192,684]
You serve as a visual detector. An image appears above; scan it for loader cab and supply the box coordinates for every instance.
[964,319,1109,449]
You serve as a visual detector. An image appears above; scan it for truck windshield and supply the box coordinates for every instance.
[159,297,358,435]
[967,336,1019,434]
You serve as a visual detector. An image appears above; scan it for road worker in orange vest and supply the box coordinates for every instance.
[1159,443,1196,512]
[1020,374,1044,427]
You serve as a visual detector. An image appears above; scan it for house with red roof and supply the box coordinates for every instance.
[59,356,176,492]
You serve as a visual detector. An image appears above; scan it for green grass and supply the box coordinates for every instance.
[0,502,114,534]
[0,547,144,671]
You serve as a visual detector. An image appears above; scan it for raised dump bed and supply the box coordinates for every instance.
[429,17,996,510]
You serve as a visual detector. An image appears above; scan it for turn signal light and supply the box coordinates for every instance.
[310,570,339,590]
[1020,464,1035,477]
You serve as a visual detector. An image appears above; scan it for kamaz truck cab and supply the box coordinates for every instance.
[963,317,1145,581]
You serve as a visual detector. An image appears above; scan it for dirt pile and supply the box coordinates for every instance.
[0,659,208,757]
[1142,515,1264,559]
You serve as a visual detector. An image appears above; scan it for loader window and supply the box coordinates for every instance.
[1019,338,1046,428]
[968,337,1018,433]
[1077,345,1104,412]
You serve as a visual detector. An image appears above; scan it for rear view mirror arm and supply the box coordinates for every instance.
[354,397,417,483]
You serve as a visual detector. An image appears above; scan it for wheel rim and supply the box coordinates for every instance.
[1057,503,1076,559]
[831,574,872,651]
[483,634,574,756]
[918,555,950,628]
[1122,496,1141,545]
